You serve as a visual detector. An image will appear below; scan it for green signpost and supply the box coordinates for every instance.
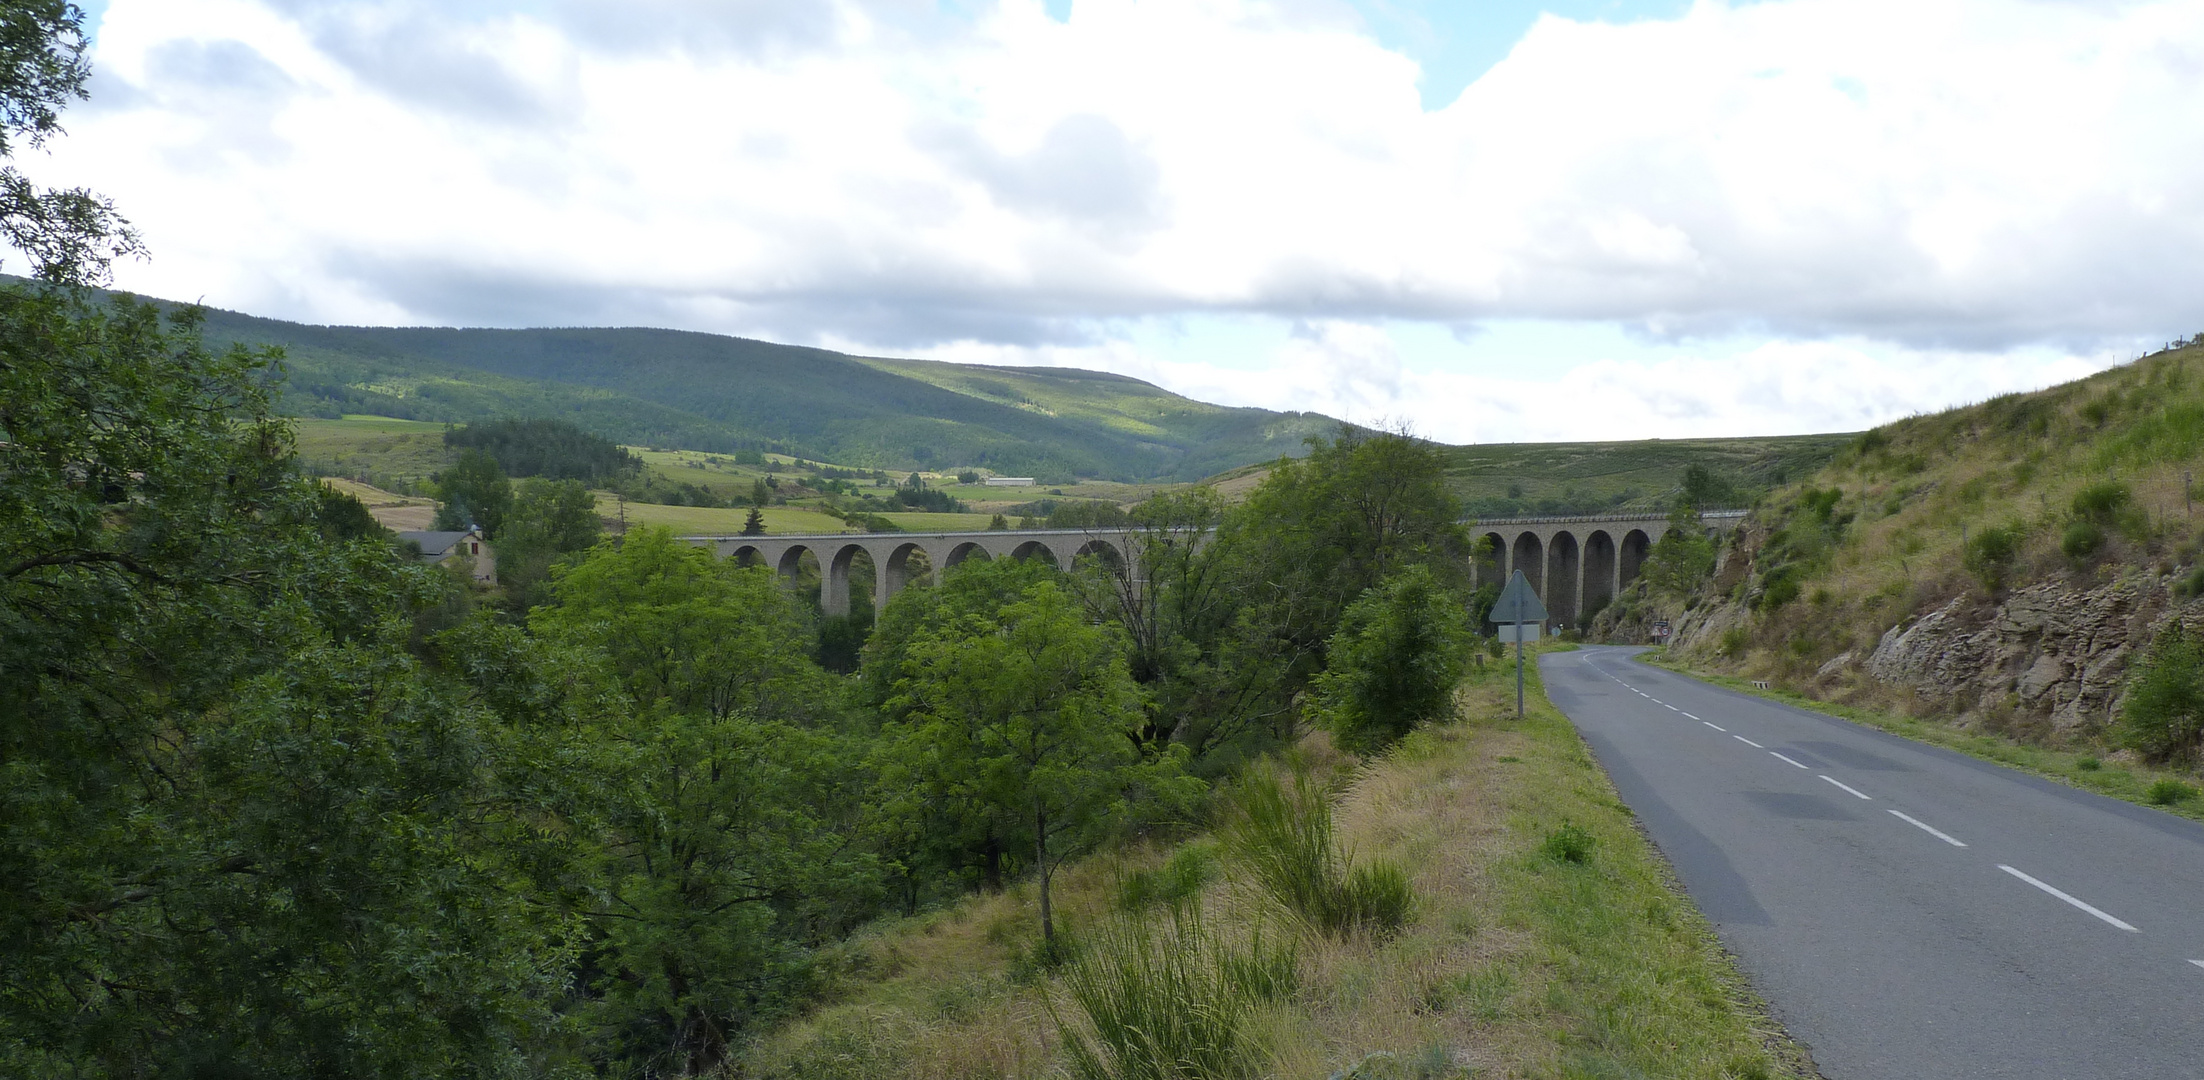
[1491,570,1547,718]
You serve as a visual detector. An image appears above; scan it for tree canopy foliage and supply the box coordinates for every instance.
[445,416,643,485]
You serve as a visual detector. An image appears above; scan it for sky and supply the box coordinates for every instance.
[29,0,2204,443]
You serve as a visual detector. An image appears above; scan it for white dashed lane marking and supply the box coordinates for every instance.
[1702,721,1726,732]
[1820,776,1873,800]
[1770,752,1810,769]
[1734,736,1764,749]
[1999,865,2139,933]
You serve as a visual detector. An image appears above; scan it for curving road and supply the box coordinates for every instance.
[1541,646,2204,1080]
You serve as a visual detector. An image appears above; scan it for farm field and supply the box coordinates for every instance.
[294,416,455,490]
[601,499,856,536]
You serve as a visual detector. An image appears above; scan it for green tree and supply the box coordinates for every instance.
[433,446,512,537]
[1,289,579,1077]
[1308,565,1471,753]
[494,476,603,609]
[530,528,878,1069]
[753,476,772,508]
[2116,624,2204,766]
[1642,503,1717,595]
[0,1,141,285]
[880,580,1195,944]
[314,483,387,542]
[742,504,768,535]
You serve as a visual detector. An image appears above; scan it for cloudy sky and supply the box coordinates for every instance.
[30,0,2204,442]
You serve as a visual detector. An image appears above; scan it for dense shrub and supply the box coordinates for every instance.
[2116,625,2204,765]
[1963,524,2025,591]
[2062,519,2106,558]
[1310,565,1471,753]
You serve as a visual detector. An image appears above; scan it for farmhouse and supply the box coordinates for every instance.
[398,529,497,585]
[982,476,1036,487]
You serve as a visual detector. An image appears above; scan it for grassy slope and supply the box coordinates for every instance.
[1202,434,1852,515]
[1443,434,1854,517]
[174,298,1336,482]
[746,649,1809,1079]
[1655,343,2204,799]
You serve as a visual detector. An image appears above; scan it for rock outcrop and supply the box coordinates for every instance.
[1861,573,2183,733]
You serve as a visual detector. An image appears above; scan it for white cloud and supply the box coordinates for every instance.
[22,0,2201,434]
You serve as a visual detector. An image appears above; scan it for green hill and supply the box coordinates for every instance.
[1443,434,1854,516]
[1623,338,2204,782]
[165,303,1338,482]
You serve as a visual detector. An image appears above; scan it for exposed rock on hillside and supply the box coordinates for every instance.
[1858,574,2183,734]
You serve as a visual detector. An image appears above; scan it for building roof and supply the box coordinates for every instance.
[397,530,478,557]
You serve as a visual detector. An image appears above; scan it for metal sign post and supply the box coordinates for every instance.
[1491,570,1547,719]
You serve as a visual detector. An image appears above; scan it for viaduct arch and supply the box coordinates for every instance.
[1470,511,1744,628]
[689,528,1142,617]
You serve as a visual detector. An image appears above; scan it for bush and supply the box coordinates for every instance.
[2146,778,2197,806]
[1964,524,2025,591]
[2061,519,2105,558]
[1117,843,1218,913]
[1053,909,1294,1080]
[2116,625,2204,765]
[1310,565,1471,754]
[2071,480,2132,528]
[1540,822,1596,865]
[1222,763,1414,937]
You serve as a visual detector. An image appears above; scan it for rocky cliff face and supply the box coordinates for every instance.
[1852,574,2186,733]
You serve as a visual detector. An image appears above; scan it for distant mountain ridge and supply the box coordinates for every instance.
[145,299,1344,482]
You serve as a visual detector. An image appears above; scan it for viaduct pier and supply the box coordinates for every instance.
[679,510,1744,627]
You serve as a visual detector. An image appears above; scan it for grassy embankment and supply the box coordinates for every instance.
[1637,342,2204,817]
[1640,651,2204,826]
[746,646,1808,1080]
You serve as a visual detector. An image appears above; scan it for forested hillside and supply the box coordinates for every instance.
[162,302,1340,482]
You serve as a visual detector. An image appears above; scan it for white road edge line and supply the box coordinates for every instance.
[1820,775,1873,800]
[1770,752,1810,769]
[1889,810,1964,846]
[1703,721,1726,731]
[1998,865,2139,932]
[1734,735,1764,748]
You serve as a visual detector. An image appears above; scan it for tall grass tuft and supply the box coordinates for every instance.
[1222,762,1414,936]
[1053,908,1296,1080]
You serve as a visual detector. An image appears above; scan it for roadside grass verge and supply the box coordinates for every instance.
[1640,649,2204,825]
[742,646,1812,1079]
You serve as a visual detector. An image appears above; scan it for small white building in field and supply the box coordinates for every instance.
[398,529,496,585]
[983,477,1036,487]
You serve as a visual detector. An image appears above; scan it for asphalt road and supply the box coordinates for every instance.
[1540,646,2204,1080]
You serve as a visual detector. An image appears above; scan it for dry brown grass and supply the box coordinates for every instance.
[743,650,1809,1079]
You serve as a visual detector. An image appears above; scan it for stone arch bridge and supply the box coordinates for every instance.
[680,510,1742,626]
[683,528,1143,617]
[1470,510,1745,627]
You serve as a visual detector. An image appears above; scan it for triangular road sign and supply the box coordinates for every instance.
[1490,570,1547,624]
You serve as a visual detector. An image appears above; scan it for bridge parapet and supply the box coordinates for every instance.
[678,528,1142,616]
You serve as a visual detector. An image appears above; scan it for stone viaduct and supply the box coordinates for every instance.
[685,528,1143,617]
[1467,510,1745,627]
[680,510,1742,627]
